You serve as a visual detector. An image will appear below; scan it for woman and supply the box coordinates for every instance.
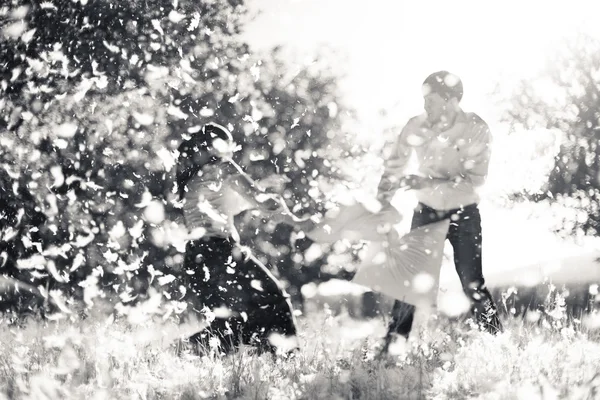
[176,122,297,355]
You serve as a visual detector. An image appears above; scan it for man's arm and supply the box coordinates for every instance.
[376,122,414,201]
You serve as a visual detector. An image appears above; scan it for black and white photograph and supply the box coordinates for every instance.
[1,0,600,398]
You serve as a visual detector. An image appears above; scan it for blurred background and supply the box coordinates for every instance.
[1,0,600,324]
[243,0,600,320]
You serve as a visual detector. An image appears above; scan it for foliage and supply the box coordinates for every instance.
[501,33,600,237]
[0,0,358,314]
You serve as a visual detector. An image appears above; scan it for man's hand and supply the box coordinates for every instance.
[376,189,395,204]
[383,158,406,174]
[399,175,430,190]
[399,175,455,190]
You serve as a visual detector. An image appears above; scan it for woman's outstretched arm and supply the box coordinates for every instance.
[226,172,281,212]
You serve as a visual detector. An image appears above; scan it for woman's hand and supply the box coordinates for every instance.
[254,193,282,211]
[267,200,316,230]
[256,174,290,192]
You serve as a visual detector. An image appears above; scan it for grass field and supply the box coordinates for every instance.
[1,293,600,400]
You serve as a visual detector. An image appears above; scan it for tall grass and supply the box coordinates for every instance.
[1,294,600,399]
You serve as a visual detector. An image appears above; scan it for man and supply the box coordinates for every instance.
[377,71,502,353]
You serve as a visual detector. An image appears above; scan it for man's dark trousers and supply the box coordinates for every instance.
[384,202,502,340]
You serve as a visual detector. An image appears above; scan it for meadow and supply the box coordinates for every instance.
[1,289,600,400]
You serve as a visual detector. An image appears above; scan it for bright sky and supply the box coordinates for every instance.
[242,1,600,286]
[243,0,600,127]
[243,0,600,195]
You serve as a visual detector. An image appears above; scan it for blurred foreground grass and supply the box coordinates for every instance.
[1,300,600,400]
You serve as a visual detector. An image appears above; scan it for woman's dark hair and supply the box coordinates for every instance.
[176,122,233,200]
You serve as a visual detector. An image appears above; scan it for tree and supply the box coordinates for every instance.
[0,0,358,316]
[501,33,600,238]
